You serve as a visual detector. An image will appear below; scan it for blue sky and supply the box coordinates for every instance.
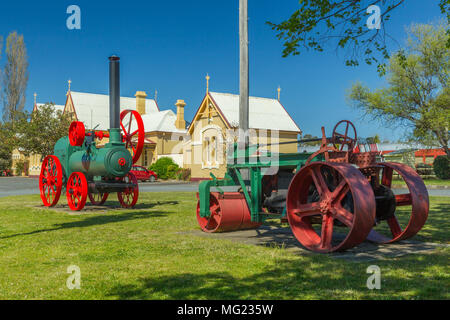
[0,0,443,140]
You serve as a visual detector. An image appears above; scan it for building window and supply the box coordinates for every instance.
[143,148,148,167]
[211,136,217,166]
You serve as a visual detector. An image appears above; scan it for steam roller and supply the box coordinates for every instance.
[196,120,429,253]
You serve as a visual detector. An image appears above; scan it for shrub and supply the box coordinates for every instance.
[15,160,25,176]
[149,157,179,180]
[415,163,433,176]
[176,168,191,181]
[166,164,179,179]
[433,156,450,180]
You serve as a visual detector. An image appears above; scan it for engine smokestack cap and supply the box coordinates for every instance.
[109,55,120,61]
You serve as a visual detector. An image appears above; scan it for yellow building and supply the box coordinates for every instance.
[185,89,301,180]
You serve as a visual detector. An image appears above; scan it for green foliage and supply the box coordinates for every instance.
[300,134,321,147]
[433,155,450,179]
[0,121,17,171]
[16,104,72,158]
[439,0,450,47]
[176,168,191,181]
[268,1,449,72]
[415,163,434,177]
[348,22,450,156]
[149,157,180,180]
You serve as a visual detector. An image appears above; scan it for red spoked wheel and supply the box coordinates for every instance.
[332,120,357,151]
[88,192,109,205]
[286,162,376,253]
[39,155,63,207]
[69,121,86,147]
[117,172,139,208]
[196,192,262,233]
[120,110,145,164]
[367,162,429,244]
[66,172,88,211]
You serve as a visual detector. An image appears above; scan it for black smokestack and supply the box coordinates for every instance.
[109,56,120,129]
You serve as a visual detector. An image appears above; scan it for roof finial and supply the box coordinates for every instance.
[67,79,72,95]
[206,74,210,94]
[277,86,281,101]
[155,89,158,102]
[34,92,37,106]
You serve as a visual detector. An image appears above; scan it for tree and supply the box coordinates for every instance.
[0,35,3,102]
[16,104,72,159]
[0,120,17,171]
[348,22,450,156]
[1,31,29,123]
[300,134,321,147]
[268,0,450,73]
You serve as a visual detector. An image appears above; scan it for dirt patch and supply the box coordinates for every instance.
[187,226,448,261]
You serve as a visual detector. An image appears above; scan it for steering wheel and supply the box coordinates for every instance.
[332,120,357,151]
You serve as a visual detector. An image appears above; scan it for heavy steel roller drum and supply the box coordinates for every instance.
[196,192,261,233]
[286,162,376,253]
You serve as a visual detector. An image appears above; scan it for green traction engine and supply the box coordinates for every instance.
[197,120,430,253]
[38,56,145,211]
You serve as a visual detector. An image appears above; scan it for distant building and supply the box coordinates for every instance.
[185,85,301,180]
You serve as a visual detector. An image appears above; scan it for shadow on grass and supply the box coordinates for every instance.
[52,200,180,212]
[0,207,176,240]
[106,253,448,300]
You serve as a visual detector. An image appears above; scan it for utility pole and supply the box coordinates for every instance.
[239,0,249,155]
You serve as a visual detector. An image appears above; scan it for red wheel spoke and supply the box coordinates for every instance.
[310,166,329,196]
[207,213,220,228]
[127,115,133,134]
[382,167,393,188]
[210,204,220,214]
[330,180,349,203]
[332,207,354,227]
[396,193,412,206]
[120,122,128,135]
[291,202,321,217]
[130,129,139,137]
[320,215,334,250]
[387,215,402,238]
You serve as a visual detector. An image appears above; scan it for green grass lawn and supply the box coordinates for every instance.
[0,193,448,300]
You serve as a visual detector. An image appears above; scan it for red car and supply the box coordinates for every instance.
[130,165,158,182]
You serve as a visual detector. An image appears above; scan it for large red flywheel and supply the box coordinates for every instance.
[286,162,376,253]
[367,162,429,244]
[120,110,145,164]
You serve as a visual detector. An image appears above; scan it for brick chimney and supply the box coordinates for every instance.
[175,99,186,130]
[135,91,147,115]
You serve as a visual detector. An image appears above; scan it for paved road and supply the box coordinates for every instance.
[0,177,449,198]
